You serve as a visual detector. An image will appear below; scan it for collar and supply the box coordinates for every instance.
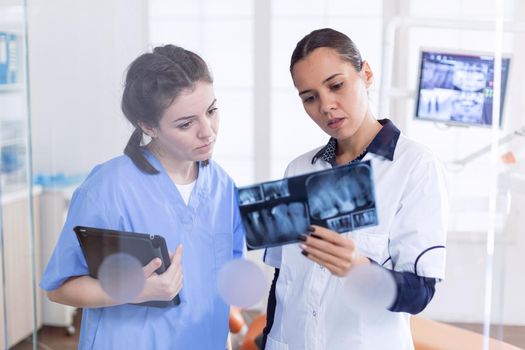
[311,119,400,166]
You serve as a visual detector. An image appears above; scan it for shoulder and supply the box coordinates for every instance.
[285,146,327,177]
[75,155,140,197]
[207,159,233,180]
[392,134,446,187]
[205,159,236,188]
[394,134,440,166]
[207,159,230,177]
[85,155,138,182]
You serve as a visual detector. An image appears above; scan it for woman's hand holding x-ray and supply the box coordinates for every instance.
[299,226,369,277]
[134,244,183,303]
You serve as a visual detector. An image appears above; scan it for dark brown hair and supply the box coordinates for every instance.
[290,28,363,75]
[122,45,213,174]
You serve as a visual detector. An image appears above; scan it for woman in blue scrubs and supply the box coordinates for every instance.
[40,45,245,349]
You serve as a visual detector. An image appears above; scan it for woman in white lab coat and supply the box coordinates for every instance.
[262,28,448,350]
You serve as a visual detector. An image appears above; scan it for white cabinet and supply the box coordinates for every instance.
[39,187,76,332]
[0,190,42,348]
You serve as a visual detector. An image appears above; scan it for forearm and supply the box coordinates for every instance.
[47,275,119,308]
[387,270,436,314]
[366,258,437,314]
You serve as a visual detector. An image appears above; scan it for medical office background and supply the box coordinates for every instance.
[0,0,524,349]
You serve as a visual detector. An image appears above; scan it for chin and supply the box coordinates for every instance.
[338,124,362,138]
[194,153,213,163]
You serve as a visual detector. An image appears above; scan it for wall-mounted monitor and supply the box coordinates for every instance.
[415,49,511,128]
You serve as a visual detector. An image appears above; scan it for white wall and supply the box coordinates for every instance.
[27,0,149,176]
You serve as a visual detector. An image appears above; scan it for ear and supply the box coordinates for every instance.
[360,61,374,88]
[138,121,158,138]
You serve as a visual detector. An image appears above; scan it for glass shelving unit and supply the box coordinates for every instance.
[0,1,39,349]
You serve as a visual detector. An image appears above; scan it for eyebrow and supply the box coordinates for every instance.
[298,73,343,96]
[173,98,217,123]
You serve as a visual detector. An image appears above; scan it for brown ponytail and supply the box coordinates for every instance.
[124,128,159,174]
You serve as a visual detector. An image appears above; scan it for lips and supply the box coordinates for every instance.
[327,118,345,130]
[196,141,214,151]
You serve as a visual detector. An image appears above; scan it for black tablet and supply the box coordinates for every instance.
[73,225,180,308]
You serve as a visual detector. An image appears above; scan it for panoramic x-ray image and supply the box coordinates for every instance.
[238,161,378,250]
[262,179,290,200]
[238,185,264,205]
[352,209,378,228]
[242,202,309,248]
[306,163,375,230]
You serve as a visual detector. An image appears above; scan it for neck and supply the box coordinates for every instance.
[147,143,198,185]
[336,116,382,164]
[168,162,198,185]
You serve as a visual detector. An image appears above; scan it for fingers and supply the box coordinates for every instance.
[308,225,352,247]
[305,252,347,277]
[302,233,355,261]
[299,225,357,276]
[143,257,162,277]
[301,226,355,259]
[174,269,183,295]
[167,244,182,265]
[138,245,183,303]
[301,241,352,269]
[163,245,183,279]
[173,244,183,265]
[169,245,184,297]
[300,240,354,276]
[172,258,183,283]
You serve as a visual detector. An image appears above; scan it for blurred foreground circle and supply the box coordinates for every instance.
[341,263,397,313]
[217,259,267,308]
[98,253,145,303]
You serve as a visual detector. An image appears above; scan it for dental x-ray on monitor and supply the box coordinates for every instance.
[415,49,511,127]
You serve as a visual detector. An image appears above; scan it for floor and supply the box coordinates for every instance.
[11,310,80,350]
[448,322,525,349]
[10,311,525,350]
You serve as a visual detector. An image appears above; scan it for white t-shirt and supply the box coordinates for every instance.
[264,121,448,350]
[175,180,196,205]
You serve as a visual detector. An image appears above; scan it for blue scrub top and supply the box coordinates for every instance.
[40,152,245,349]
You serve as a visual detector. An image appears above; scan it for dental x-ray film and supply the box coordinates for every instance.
[237,160,378,250]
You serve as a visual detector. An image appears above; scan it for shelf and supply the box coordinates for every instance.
[0,138,25,146]
[0,84,23,93]
[0,83,23,93]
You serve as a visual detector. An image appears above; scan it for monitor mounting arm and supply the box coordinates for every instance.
[449,125,525,167]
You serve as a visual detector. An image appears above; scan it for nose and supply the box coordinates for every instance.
[197,117,215,140]
[318,91,337,115]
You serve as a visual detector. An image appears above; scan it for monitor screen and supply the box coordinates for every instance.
[415,50,511,127]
